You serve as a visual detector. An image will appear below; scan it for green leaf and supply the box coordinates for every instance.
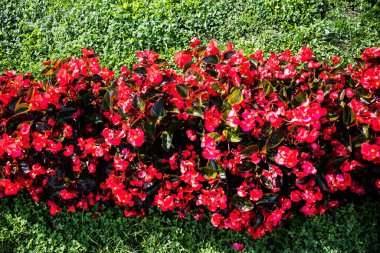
[199,166,217,179]
[355,87,372,99]
[291,92,308,107]
[328,110,340,122]
[224,51,236,59]
[231,196,253,212]
[175,84,189,98]
[185,107,204,118]
[183,61,193,74]
[240,145,259,156]
[354,57,365,68]
[161,131,173,152]
[266,130,285,149]
[202,55,218,65]
[134,67,147,75]
[13,103,31,116]
[238,162,256,172]
[343,103,355,126]
[103,89,117,110]
[133,94,146,111]
[224,87,243,109]
[210,160,226,180]
[143,121,156,143]
[330,67,345,75]
[33,122,52,131]
[40,67,54,76]
[155,58,168,67]
[208,132,221,141]
[263,81,275,95]
[222,129,241,142]
[151,100,165,119]
[358,124,369,138]
[352,133,368,147]
[256,194,279,205]
[315,174,328,192]
[211,82,223,93]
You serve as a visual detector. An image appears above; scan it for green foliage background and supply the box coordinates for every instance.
[1,0,379,74]
[0,0,379,252]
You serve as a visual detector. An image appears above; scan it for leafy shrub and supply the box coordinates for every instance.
[1,0,379,74]
[0,40,379,238]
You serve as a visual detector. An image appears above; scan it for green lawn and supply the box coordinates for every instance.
[0,0,380,252]
[0,196,379,253]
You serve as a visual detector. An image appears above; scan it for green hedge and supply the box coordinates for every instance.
[1,0,379,74]
[0,196,379,253]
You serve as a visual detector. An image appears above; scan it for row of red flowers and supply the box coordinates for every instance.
[0,39,379,238]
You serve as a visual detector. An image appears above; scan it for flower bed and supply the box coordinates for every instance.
[0,39,379,238]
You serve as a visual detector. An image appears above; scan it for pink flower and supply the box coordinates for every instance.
[232,242,245,251]
[204,106,222,132]
[249,189,263,202]
[275,146,299,168]
[127,128,144,147]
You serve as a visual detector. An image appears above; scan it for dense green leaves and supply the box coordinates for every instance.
[2,0,379,75]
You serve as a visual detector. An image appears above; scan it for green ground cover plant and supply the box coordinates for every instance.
[1,0,379,73]
[0,196,379,253]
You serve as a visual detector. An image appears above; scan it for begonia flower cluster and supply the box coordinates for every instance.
[0,40,379,238]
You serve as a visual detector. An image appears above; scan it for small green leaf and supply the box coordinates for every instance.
[155,58,168,67]
[355,87,372,99]
[211,82,223,93]
[185,107,204,118]
[315,174,329,192]
[224,51,236,59]
[240,145,259,156]
[359,124,369,138]
[133,94,146,111]
[202,55,218,65]
[161,131,173,152]
[231,196,254,212]
[183,61,193,74]
[40,67,54,76]
[175,84,189,98]
[222,129,241,142]
[33,122,52,131]
[134,67,147,75]
[103,89,117,110]
[352,133,368,147]
[343,104,355,126]
[291,92,308,107]
[151,100,165,119]
[199,166,217,179]
[266,130,285,149]
[263,81,275,95]
[208,132,221,141]
[14,103,30,116]
[330,67,345,75]
[238,162,256,172]
[328,110,340,121]
[224,87,243,109]
[210,160,226,180]
[143,121,156,143]
[256,194,279,205]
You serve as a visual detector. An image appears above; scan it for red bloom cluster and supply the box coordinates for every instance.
[0,40,379,239]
